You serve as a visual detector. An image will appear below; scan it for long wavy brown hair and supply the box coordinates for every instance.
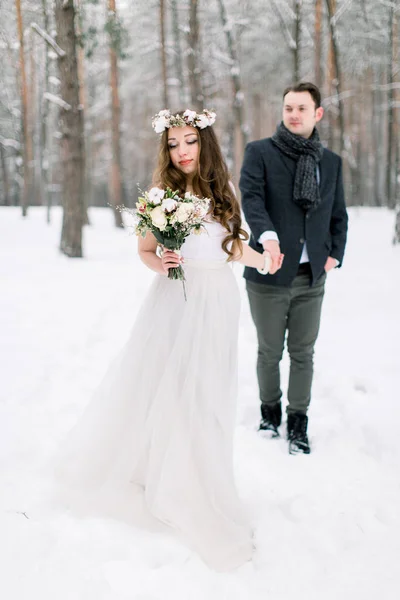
[152,122,248,260]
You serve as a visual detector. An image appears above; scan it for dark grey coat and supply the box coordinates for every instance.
[239,138,348,287]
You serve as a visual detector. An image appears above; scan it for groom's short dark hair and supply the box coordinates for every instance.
[283,82,322,109]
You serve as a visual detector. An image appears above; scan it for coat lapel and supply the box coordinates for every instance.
[277,150,296,179]
[319,150,329,192]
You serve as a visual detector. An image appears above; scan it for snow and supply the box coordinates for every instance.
[1,206,399,599]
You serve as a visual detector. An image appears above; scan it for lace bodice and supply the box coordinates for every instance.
[181,220,229,262]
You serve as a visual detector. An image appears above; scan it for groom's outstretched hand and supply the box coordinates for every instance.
[262,240,284,274]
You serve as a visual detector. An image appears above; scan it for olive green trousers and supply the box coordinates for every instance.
[246,271,326,415]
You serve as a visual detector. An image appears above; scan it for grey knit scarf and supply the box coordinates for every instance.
[271,122,324,211]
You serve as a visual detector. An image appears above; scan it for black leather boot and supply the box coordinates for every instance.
[287,412,311,454]
[259,402,282,438]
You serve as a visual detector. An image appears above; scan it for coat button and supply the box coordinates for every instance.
[300,237,305,244]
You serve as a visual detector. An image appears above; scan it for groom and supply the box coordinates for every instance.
[239,82,348,454]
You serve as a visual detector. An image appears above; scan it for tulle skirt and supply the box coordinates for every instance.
[54,259,254,571]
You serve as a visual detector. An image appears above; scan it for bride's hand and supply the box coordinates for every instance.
[161,249,182,275]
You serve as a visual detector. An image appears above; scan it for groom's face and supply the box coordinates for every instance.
[283,91,324,139]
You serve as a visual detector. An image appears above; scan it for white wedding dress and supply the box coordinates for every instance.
[54,220,254,571]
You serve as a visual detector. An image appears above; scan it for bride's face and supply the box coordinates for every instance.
[167,126,199,178]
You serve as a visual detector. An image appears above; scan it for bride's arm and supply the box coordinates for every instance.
[234,242,271,272]
[138,232,181,275]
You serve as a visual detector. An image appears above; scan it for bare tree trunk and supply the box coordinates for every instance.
[108,0,124,228]
[40,0,52,223]
[15,0,34,217]
[216,0,248,156]
[392,10,400,243]
[75,0,90,226]
[325,24,335,149]
[270,0,297,85]
[373,69,386,207]
[394,15,399,214]
[293,0,301,82]
[252,92,262,140]
[393,209,400,245]
[314,0,323,89]
[55,0,85,257]
[386,6,396,209]
[325,0,344,156]
[170,0,186,105]
[30,27,40,206]
[0,143,10,205]
[187,0,203,110]
[160,0,169,108]
[350,89,361,205]
[75,0,86,110]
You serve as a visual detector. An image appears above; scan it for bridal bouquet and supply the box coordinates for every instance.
[122,187,211,296]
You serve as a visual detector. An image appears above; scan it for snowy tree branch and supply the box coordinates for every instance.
[270,0,296,50]
[0,136,21,150]
[31,23,66,57]
[331,0,353,26]
[43,92,72,111]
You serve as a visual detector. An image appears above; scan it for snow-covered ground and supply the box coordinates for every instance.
[1,206,399,600]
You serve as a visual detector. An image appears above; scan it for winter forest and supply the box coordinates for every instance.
[0,0,399,256]
[1,2,400,597]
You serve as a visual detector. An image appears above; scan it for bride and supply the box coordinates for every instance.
[55,109,281,571]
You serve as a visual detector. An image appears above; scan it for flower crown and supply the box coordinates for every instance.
[152,109,217,134]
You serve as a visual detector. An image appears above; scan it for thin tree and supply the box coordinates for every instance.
[216,0,248,158]
[187,0,203,110]
[270,0,297,83]
[294,0,302,83]
[160,0,169,108]
[373,68,386,207]
[107,0,124,228]
[325,0,345,155]
[40,0,51,222]
[15,0,33,217]
[386,5,397,209]
[55,0,85,257]
[29,27,38,205]
[314,0,323,89]
[0,142,10,205]
[32,16,68,221]
[75,0,90,226]
[170,0,186,105]
[391,8,400,242]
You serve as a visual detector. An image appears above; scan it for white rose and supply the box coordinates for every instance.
[194,204,207,218]
[150,206,167,230]
[183,109,197,123]
[207,111,216,126]
[161,197,178,213]
[159,109,170,117]
[154,116,169,133]
[148,187,165,205]
[175,203,194,223]
[184,191,194,199]
[196,114,209,129]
